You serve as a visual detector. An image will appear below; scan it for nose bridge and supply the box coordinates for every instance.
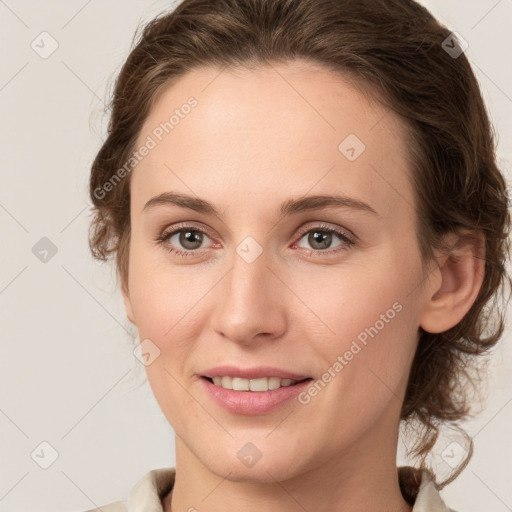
[211,235,286,342]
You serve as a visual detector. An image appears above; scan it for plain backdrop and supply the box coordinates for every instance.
[1,1,511,511]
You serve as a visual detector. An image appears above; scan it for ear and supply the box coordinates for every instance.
[419,230,485,334]
[121,277,137,326]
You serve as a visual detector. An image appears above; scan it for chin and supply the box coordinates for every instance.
[214,461,303,485]
[201,444,308,484]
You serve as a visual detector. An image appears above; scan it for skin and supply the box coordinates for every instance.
[122,60,484,512]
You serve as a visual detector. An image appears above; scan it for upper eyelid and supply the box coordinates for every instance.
[161,221,215,240]
[295,222,354,239]
[160,221,354,245]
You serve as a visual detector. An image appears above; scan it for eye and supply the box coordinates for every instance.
[156,222,355,259]
[156,224,214,258]
[294,224,355,256]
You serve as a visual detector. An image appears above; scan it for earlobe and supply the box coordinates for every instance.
[419,230,485,334]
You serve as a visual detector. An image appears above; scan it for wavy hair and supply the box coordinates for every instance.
[88,0,511,487]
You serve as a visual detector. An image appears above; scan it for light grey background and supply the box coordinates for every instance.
[1,1,511,511]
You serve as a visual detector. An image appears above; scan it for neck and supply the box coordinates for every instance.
[165,414,412,512]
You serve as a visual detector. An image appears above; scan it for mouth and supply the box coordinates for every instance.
[200,375,314,415]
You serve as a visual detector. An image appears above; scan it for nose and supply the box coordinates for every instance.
[210,244,288,346]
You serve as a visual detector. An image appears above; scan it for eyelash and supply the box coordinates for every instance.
[155,222,356,259]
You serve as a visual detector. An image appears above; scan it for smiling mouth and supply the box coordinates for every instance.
[202,376,312,392]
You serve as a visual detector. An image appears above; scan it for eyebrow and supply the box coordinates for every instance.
[143,192,379,218]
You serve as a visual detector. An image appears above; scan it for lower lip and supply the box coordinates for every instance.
[200,377,313,415]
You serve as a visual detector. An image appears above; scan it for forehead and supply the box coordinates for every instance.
[132,60,415,225]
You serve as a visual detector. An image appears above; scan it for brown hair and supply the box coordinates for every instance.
[89,0,511,486]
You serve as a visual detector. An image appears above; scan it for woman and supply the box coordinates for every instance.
[87,0,511,510]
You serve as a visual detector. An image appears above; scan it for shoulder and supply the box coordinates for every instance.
[79,467,175,512]
[399,466,460,512]
[413,471,460,512]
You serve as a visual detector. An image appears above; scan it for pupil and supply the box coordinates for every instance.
[181,230,202,249]
[310,231,331,249]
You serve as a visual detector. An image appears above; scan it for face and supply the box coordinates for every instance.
[123,60,435,482]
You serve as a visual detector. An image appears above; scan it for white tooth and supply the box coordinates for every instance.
[213,376,300,391]
[249,377,269,391]
[268,377,281,390]
[221,376,233,389]
[232,377,250,391]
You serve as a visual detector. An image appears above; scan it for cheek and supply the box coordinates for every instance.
[127,257,207,430]
[315,287,416,390]
[294,252,419,345]
[289,279,419,450]
[293,249,422,402]
[127,240,207,340]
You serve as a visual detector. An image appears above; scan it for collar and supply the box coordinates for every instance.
[126,466,455,512]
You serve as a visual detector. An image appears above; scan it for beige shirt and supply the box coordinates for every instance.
[84,466,457,512]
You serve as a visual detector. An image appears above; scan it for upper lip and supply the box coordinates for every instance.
[201,366,311,381]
